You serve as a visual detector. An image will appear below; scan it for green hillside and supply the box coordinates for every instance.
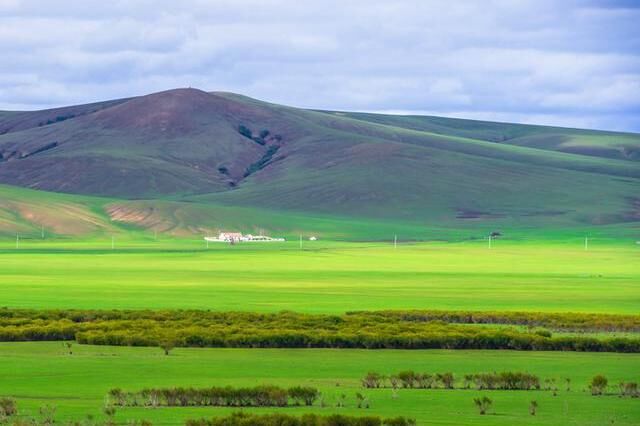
[1,88,639,238]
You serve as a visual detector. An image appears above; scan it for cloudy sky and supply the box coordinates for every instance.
[1,0,639,132]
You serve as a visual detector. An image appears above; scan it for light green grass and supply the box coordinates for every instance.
[1,342,638,426]
[0,239,638,313]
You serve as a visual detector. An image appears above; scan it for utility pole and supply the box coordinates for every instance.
[206,237,209,249]
[41,225,45,239]
[584,236,588,251]
[299,234,303,249]
[394,234,397,249]
[489,234,492,249]
[15,233,19,249]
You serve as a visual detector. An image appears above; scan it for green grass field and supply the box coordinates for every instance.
[0,239,638,313]
[2,343,639,426]
[1,238,639,425]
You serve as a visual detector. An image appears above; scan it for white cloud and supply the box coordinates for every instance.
[0,0,638,131]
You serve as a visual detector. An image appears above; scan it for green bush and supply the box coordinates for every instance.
[1,308,639,353]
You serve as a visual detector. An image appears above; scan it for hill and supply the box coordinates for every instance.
[0,88,639,238]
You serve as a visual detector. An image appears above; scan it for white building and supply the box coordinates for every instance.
[205,231,285,243]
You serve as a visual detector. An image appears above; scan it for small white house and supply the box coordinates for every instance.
[218,232,243,242]
[309,236,317,241]
[204,231,285,243]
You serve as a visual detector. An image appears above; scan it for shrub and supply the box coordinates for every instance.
[109,385,320,408]
[0,397,17,418]
[590,375,608,395]
[185,412,415,426]
[2,308,639,353]
[473,396,492,415]
[362,372,383,388]
[238,125,252,139]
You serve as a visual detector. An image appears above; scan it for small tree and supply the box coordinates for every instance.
[64,341,73,355]
[529,400,538,416]
[620,382,639,398]
[473,396,492,415]
[590,375,608,396]
[0,397,17,420]
[389,375,400,390]
[355,392,365,408]
[39,404,57,426]
[437,372,455,389]
[463,374,474,389]
[159,339,175,356]
[565,378,571,391]
[103,404,117,426]
[362,372,382,388]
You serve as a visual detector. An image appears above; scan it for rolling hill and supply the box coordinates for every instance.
[0,88,638,238]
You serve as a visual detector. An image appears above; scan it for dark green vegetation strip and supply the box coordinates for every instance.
[186,412,415,426]
[348,310,640,332]
[2,309,639,352]
[362,371,541,390]
[108,385,320,407]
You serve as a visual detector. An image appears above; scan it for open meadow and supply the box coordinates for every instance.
[0,238,638,313]
[0,237,639,425]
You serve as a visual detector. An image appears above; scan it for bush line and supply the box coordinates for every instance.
[186,412,416,426]
[363,371,541,390]
[1,309,639,353]
[107,385,320,407]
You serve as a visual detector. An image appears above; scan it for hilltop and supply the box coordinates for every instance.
[0,88,639,238]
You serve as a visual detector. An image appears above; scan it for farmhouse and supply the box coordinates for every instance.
[205,231,285,243]
[217,232,243,242]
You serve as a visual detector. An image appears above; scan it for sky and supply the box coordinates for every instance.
[0,0,639,132]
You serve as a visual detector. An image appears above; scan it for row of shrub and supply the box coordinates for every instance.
[362,371,540,390]
[346,310,640,332]
[3,308,638,332]
[1,309,639,353]
[589,375,639,397]
[107,385,320,407]
[186,413,415,426]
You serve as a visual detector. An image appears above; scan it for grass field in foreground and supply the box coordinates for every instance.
[1,343,639,426]
[0,239,638,313]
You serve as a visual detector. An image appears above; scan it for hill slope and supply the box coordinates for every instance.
[0,88,639,236]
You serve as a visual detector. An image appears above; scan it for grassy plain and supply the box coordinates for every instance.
[1,343,639,426]
[0,239,638,313]
[0,238,638,425]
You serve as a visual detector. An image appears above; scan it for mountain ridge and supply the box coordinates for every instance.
[0,88,638,236]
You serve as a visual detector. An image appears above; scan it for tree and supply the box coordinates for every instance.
[355,392,365,408]
[238,125,252,139]
[529,400,538,416]
[565,377,571,391]
[397,371,417,388]
[463,374,474,389]
[288,386,319,406]
[473,396,492,415]
[64,341,73,355]
[103,404,117,426]
[590,375,608,396]
[437,372,455,389]
[0,397,17,420]
[159,339,175,356]
[362,372,382,388]
[39,404,57,426]
[389,375,400,390]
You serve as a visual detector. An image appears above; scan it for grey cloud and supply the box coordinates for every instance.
[0,0,638,131]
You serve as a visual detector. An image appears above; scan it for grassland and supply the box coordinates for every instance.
[2,343,639,426]
[1,238,638,425]
[0,239,638,313]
